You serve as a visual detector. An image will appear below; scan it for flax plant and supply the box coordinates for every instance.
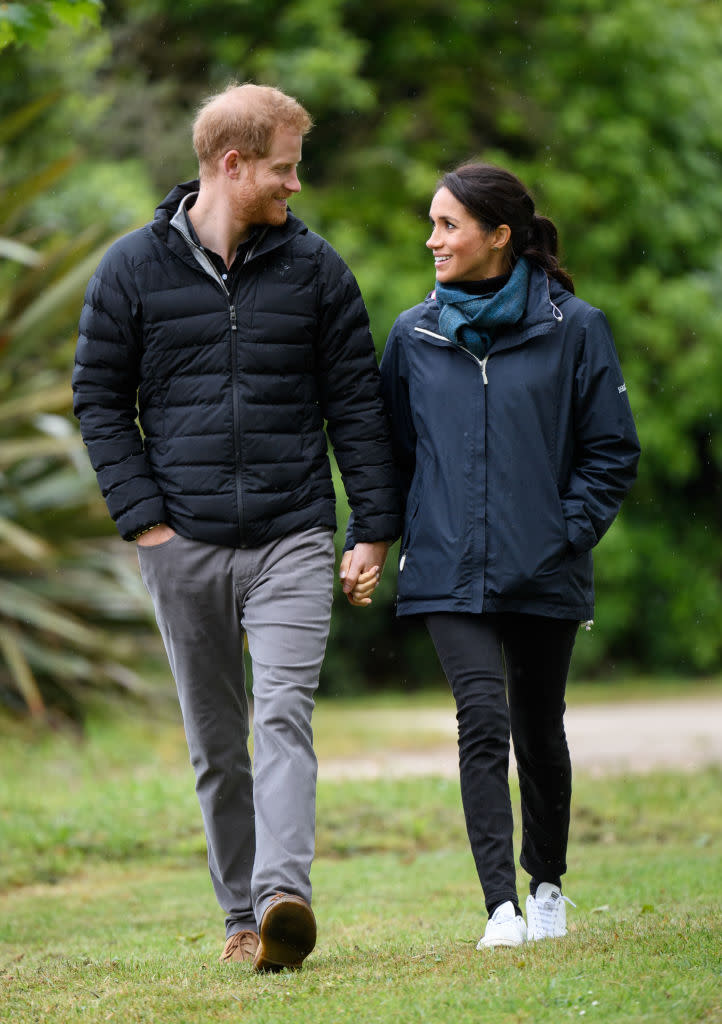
[0,105,158,719]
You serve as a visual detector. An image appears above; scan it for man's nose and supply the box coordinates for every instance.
[285,169,302,193]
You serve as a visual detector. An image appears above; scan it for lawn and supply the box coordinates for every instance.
[0,695,720,1023]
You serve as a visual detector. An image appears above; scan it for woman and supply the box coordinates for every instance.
[345,163,640,948]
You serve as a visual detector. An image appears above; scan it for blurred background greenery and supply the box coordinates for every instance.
[1,0,721,720]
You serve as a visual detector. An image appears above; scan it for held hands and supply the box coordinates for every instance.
[339,541,389,607]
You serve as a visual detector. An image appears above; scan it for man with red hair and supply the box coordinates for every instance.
[73,83,400,972]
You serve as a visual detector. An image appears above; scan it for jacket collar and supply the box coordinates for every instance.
[152,179,307,264]
[417,265,566,353]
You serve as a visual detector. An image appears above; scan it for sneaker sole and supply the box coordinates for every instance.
[253,896,317,972]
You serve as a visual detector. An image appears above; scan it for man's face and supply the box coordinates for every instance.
[234,127,303,226]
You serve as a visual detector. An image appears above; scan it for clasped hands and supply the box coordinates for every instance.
[339,541,389,607]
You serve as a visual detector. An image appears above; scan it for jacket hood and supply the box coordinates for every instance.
[150,179,307,258]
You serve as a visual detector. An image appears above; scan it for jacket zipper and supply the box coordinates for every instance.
[227,299,246,542]
[182,235,247,540]
[400,329,489,574]
[458,346,489,384]
[413,326,489,383]
[170,208,284,545]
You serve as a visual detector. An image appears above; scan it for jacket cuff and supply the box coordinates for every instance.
[117,497,168,541]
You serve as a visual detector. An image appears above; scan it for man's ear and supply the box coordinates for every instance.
[222,149,243,179]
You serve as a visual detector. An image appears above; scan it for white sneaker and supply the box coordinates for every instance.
[476,901,528,949]
[526,882,576,940]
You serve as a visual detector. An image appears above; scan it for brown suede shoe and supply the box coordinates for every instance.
[219,930,260,964]
[252,893,317,972]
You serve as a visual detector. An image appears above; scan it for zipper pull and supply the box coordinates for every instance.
[399,551,407,572]
[480,355,489,384]
[230,305,237,331]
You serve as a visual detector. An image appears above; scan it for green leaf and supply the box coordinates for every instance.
[0,237,42,266]
[0,624,45,716]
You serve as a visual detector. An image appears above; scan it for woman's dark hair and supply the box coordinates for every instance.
[439,163,575,293]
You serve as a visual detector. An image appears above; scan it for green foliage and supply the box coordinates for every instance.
[314,0,722,682]
[511,0,722,672]
[2,0,722,713]
[0,13,155,236]
[0,102,161,718]
[0,0,101,52]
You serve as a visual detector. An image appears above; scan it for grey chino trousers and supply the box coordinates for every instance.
[138,527,335,938]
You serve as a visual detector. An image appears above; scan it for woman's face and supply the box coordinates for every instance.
[427,187,508,284]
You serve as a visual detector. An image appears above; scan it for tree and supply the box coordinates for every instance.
[507,0,722,672]
[2,0,721,716]
[0,0,101,51]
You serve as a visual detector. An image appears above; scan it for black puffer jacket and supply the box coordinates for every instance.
[73,181,402,547]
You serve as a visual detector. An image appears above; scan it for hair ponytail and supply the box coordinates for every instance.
[525,214,575,294]
[440,164,575,294]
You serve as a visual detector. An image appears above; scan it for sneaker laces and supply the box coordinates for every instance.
[531,888,576,935]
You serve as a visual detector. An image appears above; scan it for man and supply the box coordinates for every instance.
[72,83,401,972]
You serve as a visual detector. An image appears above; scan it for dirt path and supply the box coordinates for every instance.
[318,695,722,780]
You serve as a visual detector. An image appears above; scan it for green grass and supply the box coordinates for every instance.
[0,700,721,1023]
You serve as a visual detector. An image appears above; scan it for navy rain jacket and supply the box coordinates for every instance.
[73,181,402,547]
[381,265,641,620]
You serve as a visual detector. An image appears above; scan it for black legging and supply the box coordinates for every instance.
[425,612,579,915]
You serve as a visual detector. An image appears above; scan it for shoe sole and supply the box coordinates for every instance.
[477,938,526,949]
[253,896,317,972]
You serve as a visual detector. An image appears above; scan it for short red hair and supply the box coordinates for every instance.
[193,83,312,176]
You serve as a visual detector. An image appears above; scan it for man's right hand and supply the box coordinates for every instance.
[135,524,176,547]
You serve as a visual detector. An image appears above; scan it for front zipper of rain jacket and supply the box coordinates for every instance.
[398,326,490,591]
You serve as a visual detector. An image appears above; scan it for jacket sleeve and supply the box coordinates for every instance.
[72,240,167,540]
[314,242,403,544]
[561,308,641,555]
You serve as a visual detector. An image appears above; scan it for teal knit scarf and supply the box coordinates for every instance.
[436,257,531,358]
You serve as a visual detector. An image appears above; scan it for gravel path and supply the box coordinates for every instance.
[318,695,722,780]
